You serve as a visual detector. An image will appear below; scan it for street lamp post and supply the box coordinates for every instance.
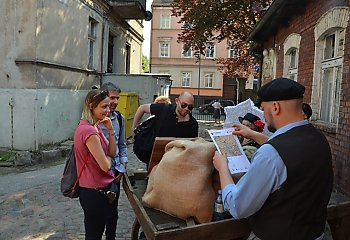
[197,54,201,99]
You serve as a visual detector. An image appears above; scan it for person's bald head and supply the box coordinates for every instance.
[175,91,194,117]
[179,91,194,101]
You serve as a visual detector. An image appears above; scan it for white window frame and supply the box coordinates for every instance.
[319,30,344,123]
[283,33,301,81]
[88,18,97,69]
[311,7,349,125]
[286,48,298,80]
[160,15,171,29]
[182,45,192,58]
[181,72,191,87]
[204,73,214,88]
[205,43,215,59]
[228,47,235,58]
[159,42,170,58]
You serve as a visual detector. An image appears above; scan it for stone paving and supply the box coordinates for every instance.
[0,147,146,240]
[0,120,220,240]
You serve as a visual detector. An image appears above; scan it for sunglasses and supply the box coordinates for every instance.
[92,89,109,99]
[179,101,194,110]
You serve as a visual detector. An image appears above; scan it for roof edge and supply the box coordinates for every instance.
[247,0,287,42]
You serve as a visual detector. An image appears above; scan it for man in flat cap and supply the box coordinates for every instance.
[213,77,333,240]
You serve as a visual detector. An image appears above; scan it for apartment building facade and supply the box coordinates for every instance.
[0,0,149,150]
[150,0,237,105]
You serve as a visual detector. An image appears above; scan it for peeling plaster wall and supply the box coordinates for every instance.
[0,0,144,150]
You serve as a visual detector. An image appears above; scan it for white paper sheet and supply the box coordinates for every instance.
[208,128,251,174]
[223,98,272,136]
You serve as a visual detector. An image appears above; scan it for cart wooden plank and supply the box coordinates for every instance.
[147,137,189,174]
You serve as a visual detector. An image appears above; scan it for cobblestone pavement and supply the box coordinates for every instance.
[0,120,221,240]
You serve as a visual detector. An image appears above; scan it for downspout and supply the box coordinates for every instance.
[34,0,42,151]
[258,44,264,89]
[236,78,239,104]
[99,16,106,86]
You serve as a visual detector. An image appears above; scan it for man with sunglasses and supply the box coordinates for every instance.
[132,91,198,139]
[133,91,198,240]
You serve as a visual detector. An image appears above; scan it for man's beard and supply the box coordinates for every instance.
[110,104,116,112]
[176,107,189,117]
[267,125,277,133]
[179,110,189,117]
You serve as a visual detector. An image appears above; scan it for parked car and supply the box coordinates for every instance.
[198,100,235,114]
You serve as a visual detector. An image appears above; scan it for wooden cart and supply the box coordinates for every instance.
[122,137,251,240]
[123,138,350,240]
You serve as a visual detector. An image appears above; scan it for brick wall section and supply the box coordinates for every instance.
[261,0,350,195]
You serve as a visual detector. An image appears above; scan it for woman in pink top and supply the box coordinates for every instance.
[74,89,116,240]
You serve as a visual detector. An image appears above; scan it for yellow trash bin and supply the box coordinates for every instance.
[116,92,139,138]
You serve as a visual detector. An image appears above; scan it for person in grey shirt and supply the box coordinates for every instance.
[99,82,128,240]
[213,78,333,240]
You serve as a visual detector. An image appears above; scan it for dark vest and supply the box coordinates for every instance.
[249,124,333,240]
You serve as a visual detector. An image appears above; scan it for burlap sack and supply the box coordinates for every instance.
[142,137,217,223]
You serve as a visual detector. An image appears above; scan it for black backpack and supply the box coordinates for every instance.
[133,116,157,164]
[60,144,87,198]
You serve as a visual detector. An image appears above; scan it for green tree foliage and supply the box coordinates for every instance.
[142,55,150,73]
[172,0,271,77]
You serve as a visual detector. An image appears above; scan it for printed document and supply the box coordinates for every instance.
[208,128,250,174]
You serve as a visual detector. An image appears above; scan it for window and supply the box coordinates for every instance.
[205,43,215,58]
[319,29,344,123]
[283,33,301,81]
[182,21,193,29]
[88,18,97,69]
[182,45,192,58]
[181,72,191,87]
[160,15,170,29]
[312,8,349,125]
[204,73,214,88]
[159,42,170,57]
[286,48,298,80]
[228,47,235,58]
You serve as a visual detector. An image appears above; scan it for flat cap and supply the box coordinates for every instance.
[256,77,305,107]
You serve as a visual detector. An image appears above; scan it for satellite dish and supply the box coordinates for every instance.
[145,11,152,21]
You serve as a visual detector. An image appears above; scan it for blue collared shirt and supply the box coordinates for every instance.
[222,120,324,239]
[100,111,128,173]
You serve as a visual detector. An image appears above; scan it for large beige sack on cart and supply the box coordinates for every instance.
[142,137,217,223]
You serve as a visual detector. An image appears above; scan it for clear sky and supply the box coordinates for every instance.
[142,0,153,58]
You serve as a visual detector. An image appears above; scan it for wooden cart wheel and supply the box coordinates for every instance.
[131,218,141,240]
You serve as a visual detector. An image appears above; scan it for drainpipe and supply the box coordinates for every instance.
[236,78,239,104]
[9,97,14,149]
[258,45,264,90]
[100,13,109,86]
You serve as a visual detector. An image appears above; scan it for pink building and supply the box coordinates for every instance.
[150,0,237,104]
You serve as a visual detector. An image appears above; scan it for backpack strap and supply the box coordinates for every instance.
[116,111,123,137]
[72,144,88,191]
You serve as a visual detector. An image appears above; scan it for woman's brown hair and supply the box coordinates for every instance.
[81,89,109,124]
